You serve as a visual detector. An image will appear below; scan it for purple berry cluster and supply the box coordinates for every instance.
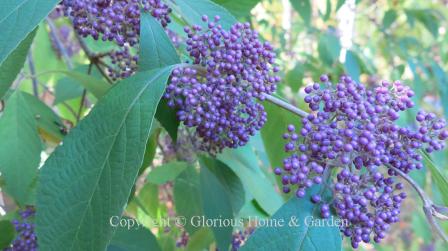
[62,0,171,46]
[3,207,37,251]
[275,75,448,247]
[333,169,405,248]
[164,16,280,153]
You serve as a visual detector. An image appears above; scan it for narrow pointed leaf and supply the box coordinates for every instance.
[36,67,173,251]
[139,12,179,71]
[176,0,237,30]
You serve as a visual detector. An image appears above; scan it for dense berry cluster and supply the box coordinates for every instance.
[275,75,448,248]
[164,16,280,153]
[3,207,37,251]
[333,170,405,248]
[62,0,171,46]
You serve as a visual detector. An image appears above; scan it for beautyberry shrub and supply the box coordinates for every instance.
[164,16,280,153]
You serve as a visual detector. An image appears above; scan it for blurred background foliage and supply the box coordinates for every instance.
[1,0,448,250]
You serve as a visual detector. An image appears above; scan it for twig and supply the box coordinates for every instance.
[46,17,74,69]
[76,64,93,122]
[27,52,39,97]
[389,166,448,242]
[74,32,114,84]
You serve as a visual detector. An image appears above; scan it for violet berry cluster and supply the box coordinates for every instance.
[164,15,280,153]
[175,231,189,248]
[3,207,37,251]
[275,75,448,248]
[62,0,171,46]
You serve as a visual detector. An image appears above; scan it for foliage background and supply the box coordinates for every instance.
[0,0,448,250]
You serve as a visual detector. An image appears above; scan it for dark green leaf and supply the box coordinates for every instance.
[158,236,176,251]
[218,145,283,215]
[0,91,41,205]
[108,224,161,251]
[174,166,203,234]
[290,0,311,24]
[323,0,332,21]
[285,64,304,93]
[148,161,189,185]
[155,98,179,142]
[199,156,245,214]
[52,70,110,99]
[199,162,233,251]
[241,186,342,251]
[0,29,36,99]
[139,12,180,71]
[0,0,59,65]
[213,0,260,17]
[176,0,238,30]
[344,50,361,82]
[0,220,15,249]
[54,77,85,104]
[382,10,397,30]
[36,67,174,250]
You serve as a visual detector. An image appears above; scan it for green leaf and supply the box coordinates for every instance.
[134,183,159,218]
[199,162,233,251]
[405,9,440,37]
[318,33,341,66]
[322,0,332,21]
[218,145,283,215]
[185,228,214,251]
[290,0,311,24]
[0,28,36,99]
[261,100,302,196]
[173,166,203,234]
[0,220,15,249]
[213,0,260,17]
[176,0,238,30]
[0,91,41,205]
[285,64,304,93]
[422,152,448,205]
[344,50,361,82]
[49,70,110,99]
[241,186,342,251]
[148,161,189,185]
[22,92,65,143]
[139,12,180,71]
[36,67,174,251]
[107,225,162,251]
[0,0,59,65]
[199,156,245,214]
[155,98,179,142]
[54,77,85,104]
[430,62,448,120]
[140,128,161,173]
[382,10,397,30]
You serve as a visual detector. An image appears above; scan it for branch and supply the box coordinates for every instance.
[389,166,448,242]
[46,17,74,69]
[27,52,39,97]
